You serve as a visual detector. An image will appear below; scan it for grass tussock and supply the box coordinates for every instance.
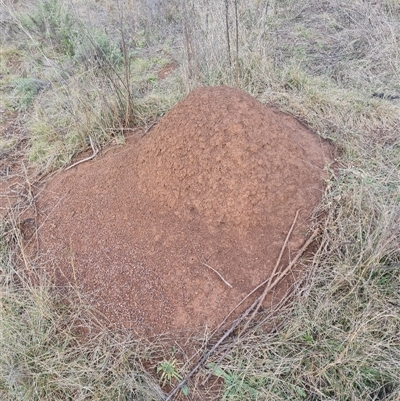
[0,265,164,400]
[0,0,399,400]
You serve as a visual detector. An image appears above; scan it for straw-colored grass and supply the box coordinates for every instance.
[0,0,399,399]
[0,269,164,400]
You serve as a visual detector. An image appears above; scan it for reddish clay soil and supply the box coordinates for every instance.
[34,87,333,337]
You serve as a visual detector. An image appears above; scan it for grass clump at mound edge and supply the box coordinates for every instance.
[205,169,400,400]
[0,0,399,400]
[0,248,164,400]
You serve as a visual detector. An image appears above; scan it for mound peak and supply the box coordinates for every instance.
[136,87,330,234]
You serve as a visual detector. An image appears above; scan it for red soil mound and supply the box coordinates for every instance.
[36,87,333,336]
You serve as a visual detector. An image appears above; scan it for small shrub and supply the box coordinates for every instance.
[74,31,123,69]
[19,0,77,57]
[7,77,48,110]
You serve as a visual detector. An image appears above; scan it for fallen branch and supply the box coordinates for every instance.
[164,293,261,401]
[201,210,299,384]
[65,136,99,171]
[241,210,299,333]
[208,210,299,339]
[164,215,321,401]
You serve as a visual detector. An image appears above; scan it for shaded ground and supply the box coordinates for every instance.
[32,87,333,337]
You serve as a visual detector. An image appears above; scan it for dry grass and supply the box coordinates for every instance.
[1,0,183,172]
[0,0,399,400]
[0,270,165,400]
[199,170,400,400]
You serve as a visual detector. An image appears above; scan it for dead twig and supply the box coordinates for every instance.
[202,210,299,384]
[267,227,320,294]
[164,293,260,401]
[164,215,320,401]
[241,210,300,333]
[65,136,99,171]
[202,262,233,288]
[145,120,158,133]
[208,210,299,338]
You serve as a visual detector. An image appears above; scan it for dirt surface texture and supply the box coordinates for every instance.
[35,87,333,337]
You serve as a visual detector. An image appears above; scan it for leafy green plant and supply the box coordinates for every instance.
[156,359,189,396]
[20,0,77,56]
[8,77,47,110]
[207,363,259,400]
[74,31,122,69]
[156,359,182,385]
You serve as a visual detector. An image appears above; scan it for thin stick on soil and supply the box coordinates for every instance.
[202,209,299,384]
[202,262,233,288]
[164,220,320,401]
[65,136,99,171]
[268,227,320,294]
[241,209,300,333]
[209,210,299,338]
[164,294,261,401]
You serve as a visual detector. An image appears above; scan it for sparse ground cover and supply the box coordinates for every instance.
[0,0,399,400]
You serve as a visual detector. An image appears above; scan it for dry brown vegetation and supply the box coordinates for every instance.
[0,0,399,400]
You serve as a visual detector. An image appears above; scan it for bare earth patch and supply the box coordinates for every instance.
[34,87,333,337]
